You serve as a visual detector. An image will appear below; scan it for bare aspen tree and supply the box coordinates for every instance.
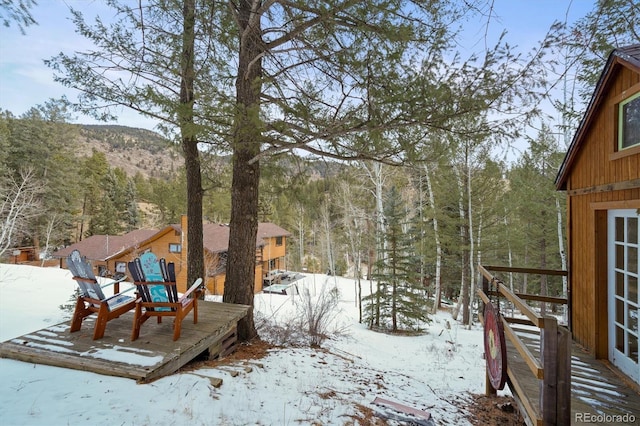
[40,213,64,266]
[0,169,41,258]
[337,181,365,321]
[423,163,443,314]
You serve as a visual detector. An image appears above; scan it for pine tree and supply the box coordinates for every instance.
[507,126,566,309]
[365,186,428,332]
[124,179,140,231]
[48,0,563,341]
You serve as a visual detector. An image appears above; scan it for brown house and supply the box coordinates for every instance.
[53,229,159,275]
[54,215,291,296]
[555,45,640,385]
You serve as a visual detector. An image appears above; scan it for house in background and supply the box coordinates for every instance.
[7,246,38,264]
[53,215,291,296]
[198,220,290,295]
[52,229,159,276]
[555,45,640,385]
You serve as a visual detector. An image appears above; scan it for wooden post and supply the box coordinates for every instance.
[481,274,489,320]
[541,317,558,425]
[485,370,497,396]
[557,326,571,425]
[482,274,497,396]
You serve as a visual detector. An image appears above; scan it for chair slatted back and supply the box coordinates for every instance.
[127,254,178,310]
[128,258,152,302]
[67,249,106,302]
[159,258,179,303]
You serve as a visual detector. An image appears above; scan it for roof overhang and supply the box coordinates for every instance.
[555,45,640,191]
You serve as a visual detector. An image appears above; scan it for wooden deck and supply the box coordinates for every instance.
[507,325,640,425]
[0,301,250,383]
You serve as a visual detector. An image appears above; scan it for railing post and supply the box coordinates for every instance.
[541,317,571,425]
[481,273,490,318]
[557,326,571,425]
[541,317,557,425]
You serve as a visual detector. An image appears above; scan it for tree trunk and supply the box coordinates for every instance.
[556,195,568,322]
[504,211,515,315]
[391,236,398,332]
[423,164,442,314]
[466,157,475,328]
[224,0,263,341]
[523,242,529,294]
[540,211,548,316]
[321,202,335,276]
[454,164,470,325]
[180,0,204,290]
[297,203,305,269]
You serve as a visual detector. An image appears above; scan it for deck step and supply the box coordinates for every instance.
[372,397,433,426]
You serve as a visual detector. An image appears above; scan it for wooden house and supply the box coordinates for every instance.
[7,246,38,264]
[555,44,640,385]
[52,229,159,275]
[53,215,291,296]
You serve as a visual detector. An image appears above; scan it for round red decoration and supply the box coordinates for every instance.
[484,302,507,390]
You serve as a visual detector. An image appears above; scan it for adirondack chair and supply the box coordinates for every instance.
[67,250,137,340]
[127,253,203,341]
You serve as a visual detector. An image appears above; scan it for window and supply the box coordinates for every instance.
[275,236,283,246]
[169,243,181,253]
[619,92,640,150]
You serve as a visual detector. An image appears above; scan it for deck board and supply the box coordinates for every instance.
[0,301,249,383]
[505,326,640,425]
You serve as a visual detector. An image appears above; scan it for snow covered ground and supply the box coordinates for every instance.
[0,263,501,425]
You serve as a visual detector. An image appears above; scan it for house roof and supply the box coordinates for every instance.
[52,229,159,261]
[555,44,640,190]
[202,222,292,254]
[54,222,292,259]
[257,222,292,239]
[202,223,233,253]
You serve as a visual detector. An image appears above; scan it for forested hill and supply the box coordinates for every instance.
[76,125,341,181]
[77,125,182,179]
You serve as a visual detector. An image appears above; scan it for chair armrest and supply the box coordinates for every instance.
[103,290,136,310]
[181,278,203,300]
[99,274,128,289]
[110,286,136,296]
[103,285,136,302]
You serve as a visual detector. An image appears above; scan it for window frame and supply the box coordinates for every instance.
[610,83,640,161]
[618,91,640,151]
[169,243,182,253]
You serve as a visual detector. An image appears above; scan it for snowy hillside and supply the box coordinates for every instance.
[0,263,513,425]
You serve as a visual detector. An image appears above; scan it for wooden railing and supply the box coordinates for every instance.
[477,265,571,426]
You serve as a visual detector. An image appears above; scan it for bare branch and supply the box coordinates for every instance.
[0,168,42,257]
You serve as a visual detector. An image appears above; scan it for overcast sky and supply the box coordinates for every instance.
[0,0,594,133]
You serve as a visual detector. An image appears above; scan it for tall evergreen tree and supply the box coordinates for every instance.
[3,102,80,248]
[46,1,213,291]
[48,0,562,341]
[507,126,566,303]
[124,179,140,231]
[555,0,640,137]
[365,186,427,332]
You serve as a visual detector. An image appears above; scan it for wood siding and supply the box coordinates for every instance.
[110,228,186,285]
[88,217,289,296]
[564,65,640,354]
[203,247,268,295]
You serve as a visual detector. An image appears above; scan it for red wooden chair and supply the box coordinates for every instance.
[127,254,203,341]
